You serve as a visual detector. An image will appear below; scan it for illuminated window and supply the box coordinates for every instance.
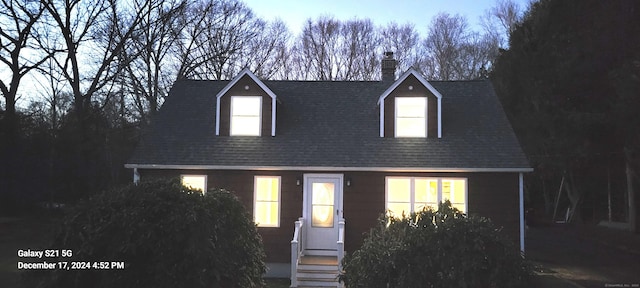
[395,97,427,137]
[311,182,335,227]
[442,179,467,212]
[254,176,280,227]
[181,175,207,193]
[386,177,466,216]
[386,178,412,217]
[230,96,261,136]
[414,179,439,212]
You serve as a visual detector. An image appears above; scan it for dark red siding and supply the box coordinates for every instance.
[139,169,521,262]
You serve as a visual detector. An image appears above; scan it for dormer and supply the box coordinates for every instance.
[378,68,442,138]
[215,69,277,136]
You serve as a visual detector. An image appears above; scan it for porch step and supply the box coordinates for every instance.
[296,256,341,287]
[299,255,339,266]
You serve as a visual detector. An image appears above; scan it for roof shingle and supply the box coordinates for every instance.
[127,79,530,171]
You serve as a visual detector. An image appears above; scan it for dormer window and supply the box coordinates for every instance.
[215,69,277,137]
[395,97,427,138]
[230,96,262,136]
[378,68,442,138]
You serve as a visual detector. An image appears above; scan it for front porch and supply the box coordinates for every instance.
[290,217,345,288]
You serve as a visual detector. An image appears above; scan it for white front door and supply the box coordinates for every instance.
[303,174,343,253]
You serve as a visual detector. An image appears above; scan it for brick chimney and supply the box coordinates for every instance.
[381,51,397,82]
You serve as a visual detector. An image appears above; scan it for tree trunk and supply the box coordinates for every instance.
[552,175,565,222]
[542,178,552,215]
[565,172,582,223]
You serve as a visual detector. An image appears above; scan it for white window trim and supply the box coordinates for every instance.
[385,176,468,215]
[180,174,208,193]
[394,97,428,138]
[230,96,262,136]
[254,176,281,228]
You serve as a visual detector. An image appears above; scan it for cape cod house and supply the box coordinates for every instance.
[126,53,531,287]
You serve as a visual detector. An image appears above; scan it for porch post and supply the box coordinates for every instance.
[133,168,140,184]
[519,172,525,254]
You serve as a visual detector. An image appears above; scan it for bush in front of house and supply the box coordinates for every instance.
[339,201,532,288]
[21,178,266,288]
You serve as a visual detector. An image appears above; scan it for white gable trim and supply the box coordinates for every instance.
[378,68,443,138]
[215,68,278,136]
[519,172,525,253]
[437,97,442,138]
[272,97,276,137]
[379,100,385,137]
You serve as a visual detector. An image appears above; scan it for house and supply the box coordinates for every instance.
[125,52,531,287]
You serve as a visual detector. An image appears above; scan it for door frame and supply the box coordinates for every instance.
[302,173,344,254]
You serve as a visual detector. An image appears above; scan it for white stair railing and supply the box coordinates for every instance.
[337,218,345,273]
[290,217,304,287]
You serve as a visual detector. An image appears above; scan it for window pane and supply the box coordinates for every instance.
[231,116,260,135]
[312,205,334,227]
[311,183,334,227]
[256,177,279,201]
[396,97,426,138]
[387,178,410,202]
[388,203,411,217]
[396,118,426,137]
[255,176,279,227]
[442,179,466,213]
[255,202,278,226]
[181,175,206,192]
[415,202,438,212]
[415,179,437,203]
[312,183,334,205]
[451,180,465,203]
[442,180,466,202]
[387,177,467,216]
[231,96,261,136]
[231,97,261,116]
[396,98,426,117]
[442,180,451,201]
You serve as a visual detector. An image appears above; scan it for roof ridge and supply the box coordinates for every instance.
[176,78,491,83]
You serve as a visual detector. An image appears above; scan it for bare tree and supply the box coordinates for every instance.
[422,13,469,80]
[379,22,422,76]
[236,19,292,80]
[455,32,500,79]
[174,0,263,80]
[293,16,342,80]
[422,13,498,80]
[481,0,523,48]
[0,0,49,121]
[40,0,152,116]
[33,49,70,131]
[292,16,380,81]
[337,18,379,80]
[119,0,187,122]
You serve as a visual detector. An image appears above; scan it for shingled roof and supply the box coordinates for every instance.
[126,78,531,172]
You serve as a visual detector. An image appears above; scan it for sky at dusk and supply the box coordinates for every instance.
[243,0,533,36]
